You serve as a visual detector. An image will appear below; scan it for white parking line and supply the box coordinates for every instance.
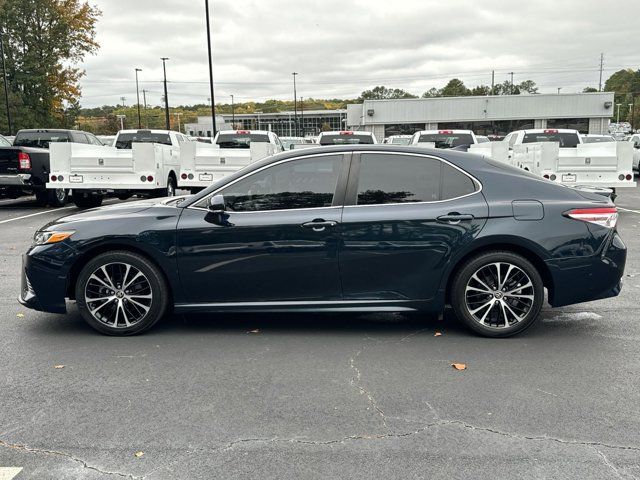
[0,207,74,225]
[0,468,23,480]
[618,207,640,214]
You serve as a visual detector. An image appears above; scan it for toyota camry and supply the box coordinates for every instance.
[19,145,626,337]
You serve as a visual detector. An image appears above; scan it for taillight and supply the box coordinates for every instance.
[18,152,31,170]
[147,175,154,182]
[438,130,454,134]
[626,174,633,181]
[340,131,354,135]
[51,175,57,182]
[564,207,618,228]
[544,129,559,134]
[181,173,187,179]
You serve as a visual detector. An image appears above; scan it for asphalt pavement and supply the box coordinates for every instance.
[0,189,639,479]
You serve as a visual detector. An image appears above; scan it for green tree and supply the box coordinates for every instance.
[583,87,599,93]
[604,69,640,127]
[421,87,441,98]
[440,78,470,97]
[358,86,417,101]
[0,0,101,132]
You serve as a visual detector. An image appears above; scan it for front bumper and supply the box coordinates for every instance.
[547,231,626,307]
[18,251,70,314]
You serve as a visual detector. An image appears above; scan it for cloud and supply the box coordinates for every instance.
[78,0,640,107]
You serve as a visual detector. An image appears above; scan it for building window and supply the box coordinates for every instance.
[438,120,535,136]
[384,124,426,137]
[546,118,589,133]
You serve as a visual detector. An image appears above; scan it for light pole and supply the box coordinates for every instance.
[0,27,13,135]
[205,0,217,136]
[300,96,304,137]
[142,90,148,128]
[292,72,298,136]
[120,96,126,107]
[231,94,235,128]
[135,68,142,129]
[616,103,622,124]
[557,87,562,94]
[173,112,183,132]
[116,114,126,131]
[161,57,170,130]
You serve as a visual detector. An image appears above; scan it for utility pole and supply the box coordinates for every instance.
[135,68,142,129]
[616,103,621,124]
[205,0,217,136]
[509,72,514,94]
[300,97,304,137]
[0,27,13,135]
[231,94,235,128]
[161,57,170,130]
[173,112,183,132]
[142,90,148,128]
[557,87,562,94]
[490,70,495,95]
[292,72,298,137]
[598,53,604,92]
[632,93,637,131]
[116,114,126,131]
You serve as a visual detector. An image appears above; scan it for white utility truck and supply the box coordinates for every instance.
[625,133,640,172]
[178,130,283,192]
[48,129,187,208]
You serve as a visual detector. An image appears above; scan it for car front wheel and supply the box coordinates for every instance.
[75,251,169,335]
[451,251,544,337]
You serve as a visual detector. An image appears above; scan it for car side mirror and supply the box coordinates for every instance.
[208,194,226,213]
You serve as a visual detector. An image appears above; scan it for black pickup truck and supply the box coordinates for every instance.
[0,129,104,207]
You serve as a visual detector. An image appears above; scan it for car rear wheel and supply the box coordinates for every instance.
[75,251,169,335]
[451,251,544,337]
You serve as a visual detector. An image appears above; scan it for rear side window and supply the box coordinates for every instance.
[417,133,474,149]
[13,131,71,148]
[115,132,172,149]
[216,133,269,148]
[356,153,477,205]
[522,132,579,147]
[320,133,374,145]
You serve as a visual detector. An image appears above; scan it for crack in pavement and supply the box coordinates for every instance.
[349,349,389,429]
[0,439,139,479]
[593,446,639,480]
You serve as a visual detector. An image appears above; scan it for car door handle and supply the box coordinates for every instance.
[302,220,338,232]
[436,213,475,224]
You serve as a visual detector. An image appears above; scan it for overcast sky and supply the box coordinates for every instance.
[79,0,640,108]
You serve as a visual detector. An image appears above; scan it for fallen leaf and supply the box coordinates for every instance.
[16,313,24,318]
[434,332,442,337]
[451,363,467,371]
[53,365,65,369]
[134,451,145,458]
[247,329,260,334]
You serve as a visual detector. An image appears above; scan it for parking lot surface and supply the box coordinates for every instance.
[0,190,639,479]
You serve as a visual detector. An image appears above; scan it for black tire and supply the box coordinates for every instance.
[450,251,544,338]
[116,192,132,201]
[34,190,49,206]
[75,251,170,335]
[48,188,69,208]
[73,192,103,209]
[154,175,176,198]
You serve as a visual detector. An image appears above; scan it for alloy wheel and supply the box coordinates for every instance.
[464,262,535,329]
[84,262,153,328]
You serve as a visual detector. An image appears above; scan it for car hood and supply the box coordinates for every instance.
[41,196,189,230]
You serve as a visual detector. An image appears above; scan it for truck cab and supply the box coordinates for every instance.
[503,129,583,149]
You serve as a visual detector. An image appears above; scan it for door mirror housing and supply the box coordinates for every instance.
[208,194,226,213]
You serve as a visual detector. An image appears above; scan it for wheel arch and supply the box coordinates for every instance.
[66,243,175,305]
[443,240,555,305]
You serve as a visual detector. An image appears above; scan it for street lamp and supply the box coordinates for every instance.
[142,90,148,128]
[628,103,634,124]
[161,57,170,130]
[616,103,622,124]
[135,68,142,129]
[205,0,217,136]
[231,94,235,128]
[292,72,298,136]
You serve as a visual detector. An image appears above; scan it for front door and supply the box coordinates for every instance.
[339,152,488,301]
[177,153,348,303]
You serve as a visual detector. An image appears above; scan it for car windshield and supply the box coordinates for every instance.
[319,134,374,145]
[216,133,270,149]
[583,136,615,143]
[0,135,10,147]
[12,131,70,149]
[417,133,474,148]
[115,132,172,149]
[390,137,411,145]
[522,132,580,147]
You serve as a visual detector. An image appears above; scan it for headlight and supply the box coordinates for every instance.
[33,231,75,245]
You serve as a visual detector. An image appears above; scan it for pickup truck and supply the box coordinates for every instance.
[410,130,478,149]
[0,129,103,207]
[178,130,283,192]
[48,129,188,208]
[625,133,640,172]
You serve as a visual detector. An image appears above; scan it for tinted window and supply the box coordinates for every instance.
[441,163,477,199]
[356,153,441,205]
[319,133,374,145]
[13,131,71,148]
[216,133,269,148]
[71,132,88,143]
[522,132,580,148]
[390,137,411,145]
[115,132,172,149]
[417,133,474,148]
[219,155,342,212]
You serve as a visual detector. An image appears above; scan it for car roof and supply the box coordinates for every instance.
[118,129,176,134]
[217,130,273,135]
[517,129,580,134]
[414,130,474,134]
[16,129,76,133]
[319,131,374,136]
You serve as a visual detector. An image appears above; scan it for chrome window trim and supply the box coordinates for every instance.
[187,152,347,212]
[347,150,483,207]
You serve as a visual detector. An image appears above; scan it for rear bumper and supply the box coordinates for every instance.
[547,231,626,307]
[0,173,33,186]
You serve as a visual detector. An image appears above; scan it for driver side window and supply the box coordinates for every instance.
[214,155,343,212]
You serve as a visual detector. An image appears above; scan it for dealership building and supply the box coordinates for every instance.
[346,92,614,139]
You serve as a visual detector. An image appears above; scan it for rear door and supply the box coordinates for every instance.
[338,151,488,301]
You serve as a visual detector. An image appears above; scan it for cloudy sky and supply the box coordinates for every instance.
[79,0,640,107]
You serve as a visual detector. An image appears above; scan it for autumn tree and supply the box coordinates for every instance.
[0,0,101,132]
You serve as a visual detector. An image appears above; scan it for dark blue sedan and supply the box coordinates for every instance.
[19,145,626,337]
